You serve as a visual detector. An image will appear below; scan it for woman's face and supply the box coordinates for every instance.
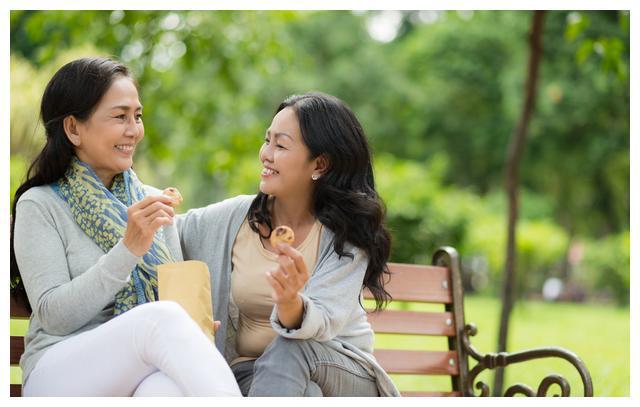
[72,77,144,186]
[259,107,319,199]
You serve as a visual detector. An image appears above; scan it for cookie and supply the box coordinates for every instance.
[163,187,183,208]
[270,225,295,248]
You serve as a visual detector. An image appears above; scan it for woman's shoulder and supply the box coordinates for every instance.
[17,184,59,206]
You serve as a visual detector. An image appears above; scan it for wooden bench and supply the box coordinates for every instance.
[363,246,594,396]
[9,246,594,397]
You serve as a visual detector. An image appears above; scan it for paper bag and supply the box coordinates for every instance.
[157,260,214,341]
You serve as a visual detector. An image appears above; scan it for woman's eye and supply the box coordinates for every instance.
[135,114,143,122]
[276,144,285,149]
[115,115,126,120]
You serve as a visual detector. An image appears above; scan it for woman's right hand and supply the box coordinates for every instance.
[123,195,176,257]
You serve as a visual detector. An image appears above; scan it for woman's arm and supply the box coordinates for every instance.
[14,199,140,335]
[269,243,368,341]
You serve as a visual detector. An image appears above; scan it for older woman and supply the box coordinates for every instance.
[9,57,240,397]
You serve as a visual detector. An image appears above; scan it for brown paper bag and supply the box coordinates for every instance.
[157,260,214,341]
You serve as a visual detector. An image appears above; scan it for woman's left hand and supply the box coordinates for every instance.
[266,244,309,306]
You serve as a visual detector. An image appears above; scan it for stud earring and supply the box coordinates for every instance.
[312,174,320,181]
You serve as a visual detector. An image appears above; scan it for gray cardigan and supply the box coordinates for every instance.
[13,185,184,384]
[176,195,400,396]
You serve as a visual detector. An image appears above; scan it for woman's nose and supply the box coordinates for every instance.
[124,118,140,137]
[259,144,273,162]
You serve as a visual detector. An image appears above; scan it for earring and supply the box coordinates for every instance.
[312,174,319,181]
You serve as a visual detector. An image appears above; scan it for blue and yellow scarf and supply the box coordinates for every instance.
[51,158,175,315]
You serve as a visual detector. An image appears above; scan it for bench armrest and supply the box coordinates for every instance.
[461,323,594,396]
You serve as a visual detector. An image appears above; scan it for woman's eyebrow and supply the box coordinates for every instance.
[109,104,143,111]
[274,132,293,141]
[266,129,293,140]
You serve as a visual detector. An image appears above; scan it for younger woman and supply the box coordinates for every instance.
[178,92,400,396]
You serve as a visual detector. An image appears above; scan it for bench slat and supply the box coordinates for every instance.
[366,310,455,336]
[365,263,452,304]
[373,349,459,375]
[11,336,25,365]
[10,384,22,397]
[10,297,31,319]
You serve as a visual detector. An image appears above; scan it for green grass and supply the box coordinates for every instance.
[10,296,629,396]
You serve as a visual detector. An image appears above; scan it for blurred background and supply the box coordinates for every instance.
[10,10,629,395]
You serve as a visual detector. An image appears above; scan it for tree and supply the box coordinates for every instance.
[494,10,546,395]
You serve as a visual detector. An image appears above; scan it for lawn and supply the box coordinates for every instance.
[10,295,629,396]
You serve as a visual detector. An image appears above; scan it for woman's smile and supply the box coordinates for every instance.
[114,144,135,155]
[261,166,279,178]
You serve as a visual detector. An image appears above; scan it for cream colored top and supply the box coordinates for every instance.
[230,218,322,366]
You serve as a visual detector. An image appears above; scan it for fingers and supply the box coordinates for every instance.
[149,215,173,230]
[123,195,176,257]
[137,194,175,208]
[128,196,175,231]
[277,244,309,282]
[266,270,286,301]
[130,197,175,219]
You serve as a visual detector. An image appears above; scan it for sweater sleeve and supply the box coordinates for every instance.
[270,244,368,342]
[14,198,141,336]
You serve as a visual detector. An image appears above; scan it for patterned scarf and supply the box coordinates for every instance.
[51,157,176,315]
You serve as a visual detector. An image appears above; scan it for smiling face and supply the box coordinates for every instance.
[70,76,144,187]
[259,107,320,200]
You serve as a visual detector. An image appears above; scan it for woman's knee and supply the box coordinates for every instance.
[134,301,191,325]
[130,301,201,340]
[258,337,317,367]
[263,336,306,355]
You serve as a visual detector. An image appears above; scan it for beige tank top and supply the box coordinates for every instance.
[230,218,322,366]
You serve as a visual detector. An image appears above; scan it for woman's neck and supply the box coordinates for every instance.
[270,195,315,230]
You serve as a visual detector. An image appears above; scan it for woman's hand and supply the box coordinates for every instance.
[266,244,309,328]
[123,195,175,257]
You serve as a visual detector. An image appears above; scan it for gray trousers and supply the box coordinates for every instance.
[231,337,379,397]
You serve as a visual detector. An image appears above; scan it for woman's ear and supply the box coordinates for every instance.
[63,116,81,147]
[312,154,330,180]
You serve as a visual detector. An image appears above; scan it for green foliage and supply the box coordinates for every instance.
[375,153,481,265]
[462,211,569,295]
[10,155,28,210]
[9,10,629,303]
[576,232,630,306]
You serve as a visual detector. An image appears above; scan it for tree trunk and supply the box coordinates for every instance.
[493,10,546,396]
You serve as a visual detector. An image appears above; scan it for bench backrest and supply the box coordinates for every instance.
[363,246,467,396]
[10,246,465,397]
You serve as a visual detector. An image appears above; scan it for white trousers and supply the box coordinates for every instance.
[23,301,241,397]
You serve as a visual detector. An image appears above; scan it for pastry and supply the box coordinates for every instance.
[269,225,295,248]
[163,187,183,208]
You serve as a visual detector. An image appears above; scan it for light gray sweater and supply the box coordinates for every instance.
[13,185,184,384]
[176,195,400,396]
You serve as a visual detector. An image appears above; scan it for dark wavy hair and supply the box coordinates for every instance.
[248,92,392,311]
[10,57,133,312]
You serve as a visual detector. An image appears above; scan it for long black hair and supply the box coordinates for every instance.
[248,92,392,311]
[10,57,132,312]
